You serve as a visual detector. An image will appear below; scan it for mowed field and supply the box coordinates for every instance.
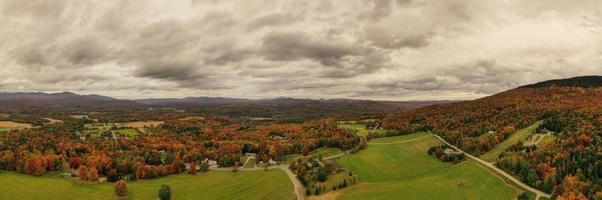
[118,121,164,128]
[337,124,388,136]
[480,121,543,162]
[335,132,521,200]
[0,170,294,200]
[0,121,32,132]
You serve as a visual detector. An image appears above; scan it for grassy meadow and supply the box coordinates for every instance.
[480,121,543,162]
[0,121,32,132]
[335,132,521,200]
[0,170,294,200]
[337,124,388,136]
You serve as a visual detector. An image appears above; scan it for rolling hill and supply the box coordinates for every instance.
[0,92,144,113]
[381,75,602,199]
[136,97,449,122]
[0,92,447,121]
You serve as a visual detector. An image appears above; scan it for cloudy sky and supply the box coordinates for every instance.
[1,0,602,100]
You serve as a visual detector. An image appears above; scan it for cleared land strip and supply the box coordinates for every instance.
[430,133,552,199]
[532,133,551,146]
[367,134,431,145]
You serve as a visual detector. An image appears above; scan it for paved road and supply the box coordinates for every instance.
[430,134,552,199]
[280,165,306,200]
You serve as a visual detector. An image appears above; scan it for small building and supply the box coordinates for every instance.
[486,131,495,136]
[443,148,457,155]
[206,159,218,168]
[245,153,257,158]
[268,159,277,165]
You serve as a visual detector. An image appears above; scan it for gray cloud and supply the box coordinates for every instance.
[260,31,358,64]
[1,0,66,19]
[247,13,300,30]
[1,0,602,100]
[62,37,108,65]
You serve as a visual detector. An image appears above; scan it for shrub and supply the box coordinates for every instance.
[517,192,529,200]
[89,167,99,182]
[188,163,197,175]
[77,165,88,181]
[115,180,128,197]
[159,184,171,200]
[107,169,120,182]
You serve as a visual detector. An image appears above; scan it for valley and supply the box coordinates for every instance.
[1,76,602,200]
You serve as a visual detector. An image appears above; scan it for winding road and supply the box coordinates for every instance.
[430,134,552,199]
[280,165,306,200]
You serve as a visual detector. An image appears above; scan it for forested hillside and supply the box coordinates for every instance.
[382,76,602,199]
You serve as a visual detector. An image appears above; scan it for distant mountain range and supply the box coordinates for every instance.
[0,92,143,113]
[0,92,453,116]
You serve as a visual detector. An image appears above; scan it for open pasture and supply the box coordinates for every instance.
[335,132,521,200]
[0,121,33,131]
[0,170,294,200]
[118,121,164,128]
[480,121,542,162]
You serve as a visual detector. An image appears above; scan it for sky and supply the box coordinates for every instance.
[1,0,602,100]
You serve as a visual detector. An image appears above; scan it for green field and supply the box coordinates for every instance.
[310,148,343,158]
[0,127,11,132]
[114,128,138,137]
[368,132,429,144]
[281,147,343,163]
[310,171,355,194]
[337,124,387,136]
[335,132,521,200]
[243,157,256,168]
[537,135,556,147]
[480,121,542,162]
[0,170,294,200]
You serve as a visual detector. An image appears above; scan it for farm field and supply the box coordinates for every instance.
[178,116,205,120]
[118,121,164,128]
[335,132,521,200]
[43,118,64,124]
[114,128,139,137]
[281,147,343,163]
[0,121,33,131]
[310,147,343,158]
[83,123,140,138]
[0,170,294,200]
[337,124,387,136]
[243,157,256,168]
[367,132,429,144]
[480,121,543,162]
